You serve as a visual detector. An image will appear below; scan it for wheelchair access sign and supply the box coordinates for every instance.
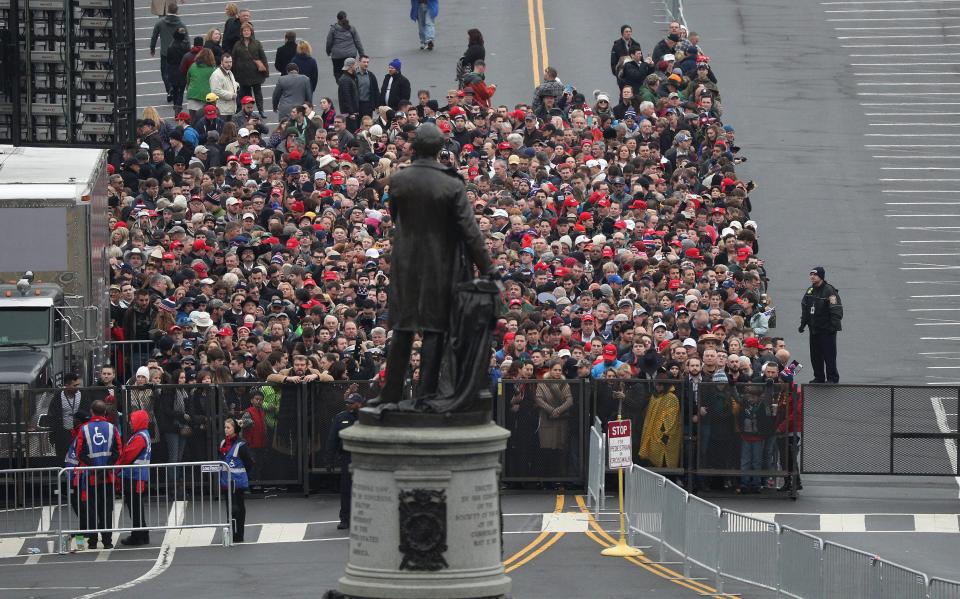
[607,419,632,470]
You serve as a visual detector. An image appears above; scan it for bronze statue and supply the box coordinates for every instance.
[372,123,498,413]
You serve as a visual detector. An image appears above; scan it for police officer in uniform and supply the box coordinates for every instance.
[799,266,843,383]
[117,409,152,546]
[74,400,122,549]
[327,390,363,530]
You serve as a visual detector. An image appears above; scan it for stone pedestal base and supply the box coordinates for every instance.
[337,416,511,599]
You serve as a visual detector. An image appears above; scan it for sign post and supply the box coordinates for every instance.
[601,418,642,558]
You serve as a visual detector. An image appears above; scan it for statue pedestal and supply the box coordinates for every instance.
[337,411,512,599]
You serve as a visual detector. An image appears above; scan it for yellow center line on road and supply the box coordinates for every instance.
[574,496,733,598]
[502,493,564,572]
[527,0,541,87]
[537,0,549,71]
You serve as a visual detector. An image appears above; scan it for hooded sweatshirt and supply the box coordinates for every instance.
[117,409,150,467]
[151,14,187,56]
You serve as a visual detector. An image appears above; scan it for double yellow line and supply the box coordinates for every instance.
[574,496,730,598]
[527,0,549,87]
[502,494,564,573]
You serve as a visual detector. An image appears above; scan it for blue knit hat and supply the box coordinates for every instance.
[389,58,401,71]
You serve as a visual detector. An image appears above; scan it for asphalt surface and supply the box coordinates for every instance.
[124,0,960,595]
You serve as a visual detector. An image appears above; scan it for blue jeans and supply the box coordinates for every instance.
[417,3,436,44]
[740,439,764,490]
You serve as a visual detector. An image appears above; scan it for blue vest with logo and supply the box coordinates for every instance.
[82,421,117,467]
[121,430,152,481]
[221,440,249,490]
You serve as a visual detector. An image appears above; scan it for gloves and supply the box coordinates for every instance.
[798,325,805,333]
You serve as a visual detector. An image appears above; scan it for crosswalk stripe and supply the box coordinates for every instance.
[256,522,308,544]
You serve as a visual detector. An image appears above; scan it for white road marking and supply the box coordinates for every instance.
[0,587,102,591]
[134,16,310,32]
[901,254,960,257]
[820,514,866,532]
[0,538,23,559]
[930,396,960,497]
[915,514,960,532]
[540,512,589,533]
[256,522,308,544]
[829,15,960,20]
[826,6,960,10]
[134,6,311,20]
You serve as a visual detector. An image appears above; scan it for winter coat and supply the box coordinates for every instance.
[337,72,360,116]
[379,72,411,109]
[272,72,312,118]
[325,22,363,59]
[150,0,170,16]
[208,67,239,115]
[166,39,192,88]
[150,14,186,55]
[222,17,241,54]
[610,36,642,76]
[534,380,573,450]
[274,41,298,74]
[231,37,269,86]
[410,0,439,21]
[291,53,319,94]
[462,71,495,109]
[386,159,492,331]
[203,40,223,65]
[620,58,653,93]
[185,62,216,102]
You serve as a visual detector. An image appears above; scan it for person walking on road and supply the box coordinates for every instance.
[799,266,843,384]
[272,63,312,121]
[117,409,152,546]
[165,27,191,113]
[412,0,438,51]
[456,28,484,87]
[231,22,269,118]
[292,41,320,95]
[150,2,186,103]
[326,11,363,83]
[275,31,298,75]
[220,417,252,543]
[326,390,362,530]
[355,55,378,119]
[74,400,122,550]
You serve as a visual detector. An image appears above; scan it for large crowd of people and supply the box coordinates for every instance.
[101,3,804,494]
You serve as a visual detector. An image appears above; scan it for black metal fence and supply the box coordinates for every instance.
[6,380,954,494]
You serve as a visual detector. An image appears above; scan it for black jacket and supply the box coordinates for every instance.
[274,40,297,74]
[337,71,360,115]
[801,281,843,334]
[326,409,357,464]
[379,72,411,109]
[610,37,642,76]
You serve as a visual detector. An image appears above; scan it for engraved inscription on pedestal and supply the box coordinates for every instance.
[350,478,392,563]
[399,489,448,571]
[456,481,500,551]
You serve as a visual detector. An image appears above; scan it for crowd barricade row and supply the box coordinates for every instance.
[586,419,960,599]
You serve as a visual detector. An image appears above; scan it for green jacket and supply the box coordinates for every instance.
[186,63,216,102]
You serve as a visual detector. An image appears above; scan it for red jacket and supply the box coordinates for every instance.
[775,384,803,434]
[242,406,267,449]
[117,410,150,493]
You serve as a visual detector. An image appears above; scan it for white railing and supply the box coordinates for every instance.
[616,462,956,598]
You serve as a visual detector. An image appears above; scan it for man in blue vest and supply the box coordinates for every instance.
[117,409,152,546]
[74,400,122,549]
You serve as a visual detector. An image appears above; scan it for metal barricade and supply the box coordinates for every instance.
[778,525,822,599]
[684,493,721,582]
[57,461,232,552]
[931,577,960,599]
[719,510,780,591]
[822,541,882,599]
[659,478,687,563]
[586,417,605,516]
[878,559,928,599]
[107,340,154,382]
[499,378,586,483]
[626,465,665,545]
[0,467,63,538]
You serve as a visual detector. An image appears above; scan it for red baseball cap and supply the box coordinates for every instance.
[497,142,511,150]
[744,336,761,349]
[602,246,614,258]
[322,271,339,281]
[581,314,595,323]
[161,252,176,261]
[241,96,255,105]
[193,239,209,251]
[438,121,452,133]
[330,172,345,185]
[175,111,191,121]
[684,247,703,260]
[668,278,681,290]
[602,344,617,359]
[239,153,252,165]
[203,105,218,117]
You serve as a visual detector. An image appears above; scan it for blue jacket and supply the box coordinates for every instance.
[411,0,439,20]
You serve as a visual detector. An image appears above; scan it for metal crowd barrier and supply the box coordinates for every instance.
[586,418,605,517]
[0,467,63,538]
[57,461,232,552]
[615,460,960,598]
